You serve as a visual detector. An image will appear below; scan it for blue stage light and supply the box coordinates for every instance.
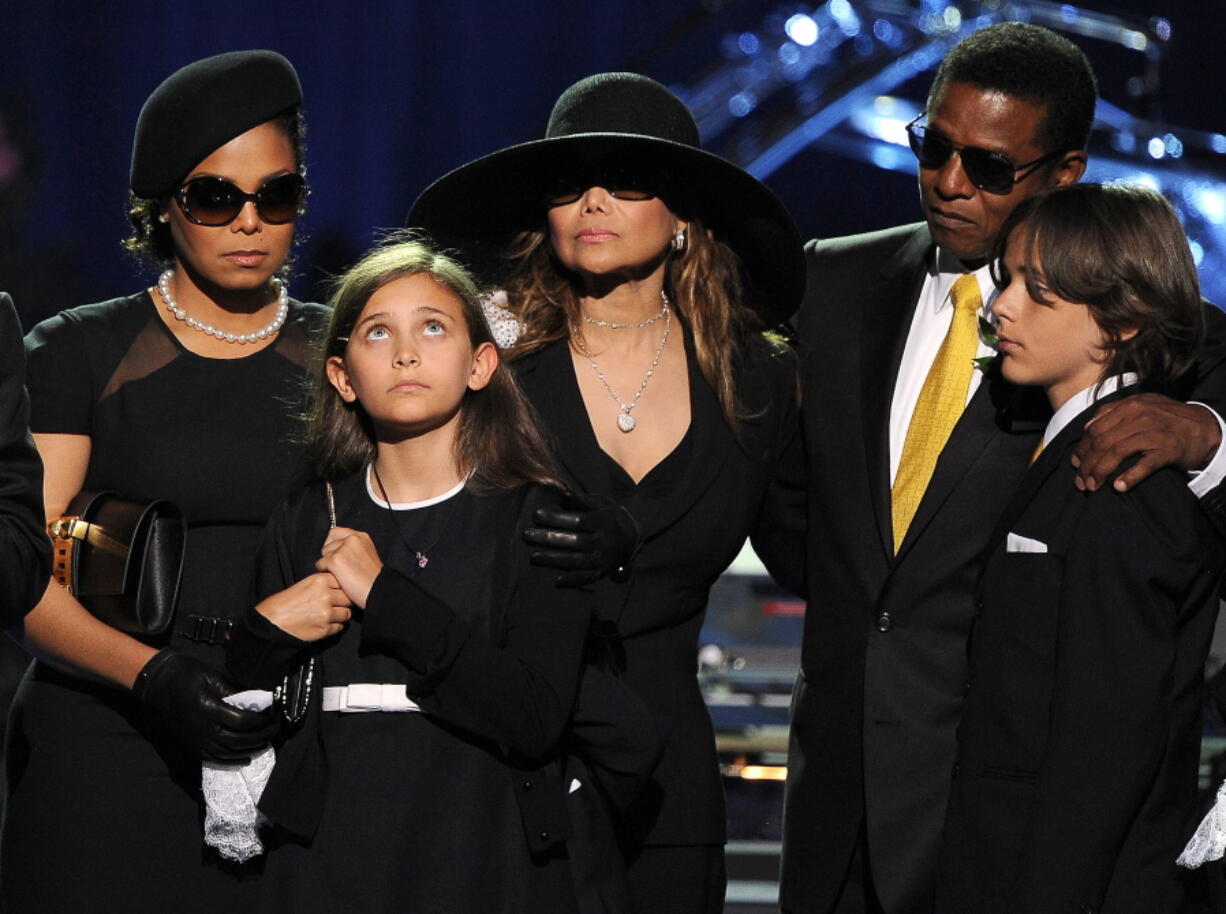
[784,14,819,47]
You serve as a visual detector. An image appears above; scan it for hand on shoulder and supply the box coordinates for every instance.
[1072,394,1221,492]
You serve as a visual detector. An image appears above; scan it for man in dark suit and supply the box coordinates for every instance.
[0,291,51,626]
[771,22,1226,914]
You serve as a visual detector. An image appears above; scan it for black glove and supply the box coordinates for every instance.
[524,491,639,586]
[133,647,279,762]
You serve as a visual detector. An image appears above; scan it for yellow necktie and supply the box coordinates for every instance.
[891,274,982,552]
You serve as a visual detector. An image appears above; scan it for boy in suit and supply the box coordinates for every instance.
[935,182,1223,914]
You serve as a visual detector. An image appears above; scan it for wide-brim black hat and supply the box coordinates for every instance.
[409,72,804,325]
[130,50,302,198]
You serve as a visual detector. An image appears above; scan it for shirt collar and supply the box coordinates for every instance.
[930,247,996,319]
[1043,373,1141,448]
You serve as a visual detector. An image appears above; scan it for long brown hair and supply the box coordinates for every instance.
[500,216,764,427]
[307,232,560,490]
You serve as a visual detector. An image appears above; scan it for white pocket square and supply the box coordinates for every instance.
[1006,532,1048,554]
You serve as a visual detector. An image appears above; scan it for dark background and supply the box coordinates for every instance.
[1,0,1223,328]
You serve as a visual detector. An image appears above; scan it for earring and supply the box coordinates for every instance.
[671,229,687,254]
[157,212,169,224]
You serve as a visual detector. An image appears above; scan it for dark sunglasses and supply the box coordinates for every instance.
[173,173,306,226]
[545,176,657,208]
[905,114,1064,195]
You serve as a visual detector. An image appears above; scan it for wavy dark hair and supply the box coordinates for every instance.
[308,231,560,490]
[122,107,308,272]
[499,215,773,429]
[991,182,1203,393]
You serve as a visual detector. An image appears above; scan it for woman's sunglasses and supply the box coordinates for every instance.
[545,178,657,208]
[173,173,306,226]
[905,114,1063,195]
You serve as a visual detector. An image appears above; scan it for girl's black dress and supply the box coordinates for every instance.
[2,292,324,913]
[231,470,648,913]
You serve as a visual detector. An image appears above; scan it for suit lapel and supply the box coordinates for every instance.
[516,339,610,495]
[981,436,1065,563]
[862,226,933,559]
[982,388,1130,559]
[636,341,735,539]
[516,333,735,540]
[892,349,1047,562]
[893,373,1006,562]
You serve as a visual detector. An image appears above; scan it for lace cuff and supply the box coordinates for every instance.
[1178,778,1226,868]
[201,690,276,863]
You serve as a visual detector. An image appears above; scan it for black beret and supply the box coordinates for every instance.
[130,50,302,198]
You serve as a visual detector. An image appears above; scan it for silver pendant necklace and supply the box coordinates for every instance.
[574,293,672,433]
[370,464,460,576]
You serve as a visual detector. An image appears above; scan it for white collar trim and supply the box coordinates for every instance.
[1043,373,1140,448]
[365,465,467,511]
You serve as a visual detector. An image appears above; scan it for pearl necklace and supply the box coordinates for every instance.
[574,295,672,433]
[581,291,669,329]
[156,269,289,344]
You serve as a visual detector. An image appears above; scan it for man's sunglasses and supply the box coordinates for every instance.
[905,114,1063,195]
[173,173,306,226]
[545,178,657,208]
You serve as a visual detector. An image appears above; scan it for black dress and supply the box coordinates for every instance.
[230,471,641,913]
[514,333,800,914]
[2,291,325,913]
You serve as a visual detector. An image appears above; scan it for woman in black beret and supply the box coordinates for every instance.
[2,50,325,912]
[411,71,805,914]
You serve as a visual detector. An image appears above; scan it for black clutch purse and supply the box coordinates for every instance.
[48,491,187,636]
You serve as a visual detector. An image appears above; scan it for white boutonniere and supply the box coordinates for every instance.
[973,315,1000,372]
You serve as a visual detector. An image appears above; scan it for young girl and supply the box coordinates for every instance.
[225,235,655,913]
[935,182,1224,913]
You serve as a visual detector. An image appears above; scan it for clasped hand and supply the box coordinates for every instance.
[254,571,352,642]
[253,528,383,642]
[315,526,383,610]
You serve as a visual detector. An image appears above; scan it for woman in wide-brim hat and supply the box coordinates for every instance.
[411,71,805,914]
[3,50,326,913]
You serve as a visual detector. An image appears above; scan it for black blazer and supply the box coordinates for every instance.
[771,224,1226,914]
[0,292,49,625]
[936,392,1224,914]
[515,331,799,846]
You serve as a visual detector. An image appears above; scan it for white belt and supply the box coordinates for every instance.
[321,683,422,713]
